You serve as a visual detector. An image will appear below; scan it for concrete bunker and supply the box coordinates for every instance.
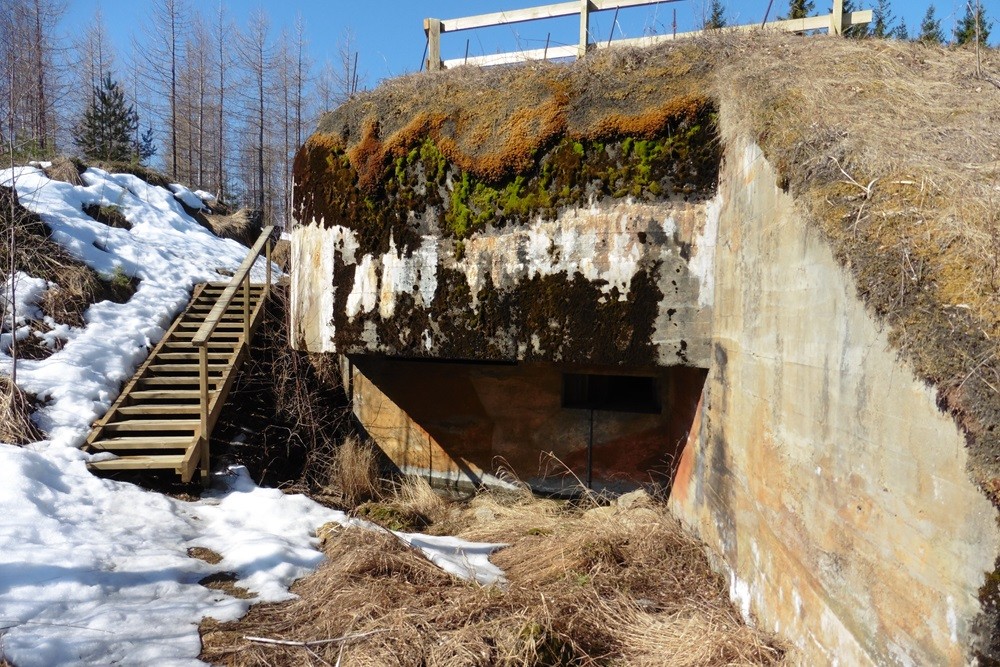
[290,37,1000,665]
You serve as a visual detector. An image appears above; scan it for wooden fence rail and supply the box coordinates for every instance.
[424,0,872,70]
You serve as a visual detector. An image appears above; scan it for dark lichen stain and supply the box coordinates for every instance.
[976,556,1000,664]
[337,264,663,367]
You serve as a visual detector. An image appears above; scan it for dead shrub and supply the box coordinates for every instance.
[210,286,354,491]
[44,156,85,186]
[0,376,41,444]
[330,436,384,506]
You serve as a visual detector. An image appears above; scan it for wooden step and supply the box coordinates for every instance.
[161,341,237,349]
[90,436,193,450]
[128,390,205,400]
[176,322,247,330]
[116,404,203,416]
[147,363,228,373]
[171,331,244,339]
[180,314,247,322]
[156,352,233,361]
[102,419,200,433]
[136,377,221,387]
[89,454,187,471]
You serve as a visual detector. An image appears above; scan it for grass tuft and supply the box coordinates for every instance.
[0,376,41,445]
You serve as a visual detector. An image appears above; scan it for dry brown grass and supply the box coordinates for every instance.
[0,376,40,445]
[328,436,386,506]
[200,208,262,247]
[44,156,84,186]
[1,186,137,329]
[200,488,784,666]
[270,239,290,272]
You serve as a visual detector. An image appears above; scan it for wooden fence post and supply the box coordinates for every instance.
[831,0,844,35]
[578,0,590,58]
[425,18,442,71]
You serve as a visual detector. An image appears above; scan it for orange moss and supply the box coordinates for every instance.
[579,94,713,140]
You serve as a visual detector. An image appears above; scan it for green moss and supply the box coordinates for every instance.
[354,502,429,532]
[110,265,131,289]
[418,137,448,184]
[297,103,720,249]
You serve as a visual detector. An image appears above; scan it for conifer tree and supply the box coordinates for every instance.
[703,0,727,29]
[918,5,945,44]
[781,0,815,20]
[955,2,991,45]
[75,73,156,163]
[870,0,896,38]
[893,17,909,40]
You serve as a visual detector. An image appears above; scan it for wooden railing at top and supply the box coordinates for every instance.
[424,0,872,70]
[191,225,275,478]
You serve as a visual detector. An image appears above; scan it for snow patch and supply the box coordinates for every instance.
[169,183,209,210]
[0,167,505,665]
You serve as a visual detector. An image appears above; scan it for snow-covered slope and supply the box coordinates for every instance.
[0,167,503,666]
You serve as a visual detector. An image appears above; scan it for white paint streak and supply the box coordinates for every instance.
[346,254,378,318]
[729,572,753,622]
[689,193,722,308]
[461,207,649,303]
[377,235,439,320]
[946,596,958,643]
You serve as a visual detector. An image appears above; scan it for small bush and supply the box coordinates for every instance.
[329,436,384,506]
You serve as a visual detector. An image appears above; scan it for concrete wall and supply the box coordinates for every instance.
[347,356,706,493]
[670,138,1000,665]
[290,199,717,368]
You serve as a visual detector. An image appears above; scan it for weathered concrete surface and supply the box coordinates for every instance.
[290,199,717,368]
[347,356,705,493]
[670,138,1000,665]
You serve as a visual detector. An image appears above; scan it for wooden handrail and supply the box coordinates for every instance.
[191,225,275,348]
[192,225,275,484]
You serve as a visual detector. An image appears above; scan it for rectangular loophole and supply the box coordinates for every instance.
[562,373,660,414]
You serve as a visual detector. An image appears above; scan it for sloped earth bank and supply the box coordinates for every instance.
[200,485,785,666]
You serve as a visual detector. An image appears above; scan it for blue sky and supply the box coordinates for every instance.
[63,0,999,88]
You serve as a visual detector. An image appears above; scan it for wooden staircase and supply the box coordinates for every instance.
[86,227,275,484]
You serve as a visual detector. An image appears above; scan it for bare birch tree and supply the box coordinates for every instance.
[235,8,275,220]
